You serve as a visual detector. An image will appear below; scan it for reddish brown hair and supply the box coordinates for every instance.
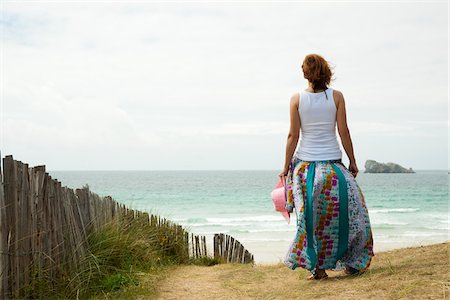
[301,54,335,91]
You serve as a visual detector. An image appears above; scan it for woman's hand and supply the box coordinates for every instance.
[349,161,359,178]
[278,167,289,184]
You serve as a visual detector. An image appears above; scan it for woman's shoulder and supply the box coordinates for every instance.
[332,88,345,106]
[290,92,300,105]
[330,88,344,111]
[291,91,300,99]
[332,88,344,99]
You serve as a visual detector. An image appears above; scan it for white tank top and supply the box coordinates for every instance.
[295,87,342,161]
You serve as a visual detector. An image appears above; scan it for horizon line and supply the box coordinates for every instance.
[48,169,449,172]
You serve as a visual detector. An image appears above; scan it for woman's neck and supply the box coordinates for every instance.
[306,83,326,93]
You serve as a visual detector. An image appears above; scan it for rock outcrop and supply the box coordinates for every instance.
[364,160,415,173]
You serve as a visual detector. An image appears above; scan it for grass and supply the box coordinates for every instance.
[76,215,220,299]
[21,214,217,299]
[137,241,448,300]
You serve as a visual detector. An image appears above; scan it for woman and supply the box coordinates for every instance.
[279,54,374,280]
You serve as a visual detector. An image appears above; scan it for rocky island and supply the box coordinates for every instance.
[364,160,415,173]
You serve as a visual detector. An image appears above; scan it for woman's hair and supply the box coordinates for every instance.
[301,54,335,92]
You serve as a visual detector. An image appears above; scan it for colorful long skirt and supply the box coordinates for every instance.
[283,156,374,273]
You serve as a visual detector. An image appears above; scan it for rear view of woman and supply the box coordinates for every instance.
[279,54,374,280]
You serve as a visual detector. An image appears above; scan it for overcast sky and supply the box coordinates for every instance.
[1,1,448,170]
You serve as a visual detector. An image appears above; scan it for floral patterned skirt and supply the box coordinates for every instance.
[283,156,374,273]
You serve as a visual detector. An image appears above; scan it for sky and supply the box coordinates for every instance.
[1,1,448,171]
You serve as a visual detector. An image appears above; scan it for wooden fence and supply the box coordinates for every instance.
[191,234,208,259]
[213,233,254,264]
[0,154,254,299]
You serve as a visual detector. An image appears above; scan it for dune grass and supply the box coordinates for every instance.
[23,214,219,299]
[77,216,220,299]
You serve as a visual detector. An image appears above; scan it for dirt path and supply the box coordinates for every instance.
[155,242,449,300]
[156,264,243,299]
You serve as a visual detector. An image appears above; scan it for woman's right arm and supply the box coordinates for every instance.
[335,91,359,177]
[279,93,300,180]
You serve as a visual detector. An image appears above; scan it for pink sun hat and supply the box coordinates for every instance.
[270,177,290,224]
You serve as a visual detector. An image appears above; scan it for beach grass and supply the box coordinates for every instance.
[102,241,449,300]
[30,214,216,299]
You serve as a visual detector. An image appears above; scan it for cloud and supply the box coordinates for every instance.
[176,121,288,136]
[3,82,163,149]
[1,2,447,170]
[350,121,448,137]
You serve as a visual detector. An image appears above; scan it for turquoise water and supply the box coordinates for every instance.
[51,170,449,263]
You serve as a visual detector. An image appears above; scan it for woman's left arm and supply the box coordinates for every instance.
[280,93,300,179]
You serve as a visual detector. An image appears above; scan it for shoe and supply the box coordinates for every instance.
[307,270,328,280]
[344,266,365,276]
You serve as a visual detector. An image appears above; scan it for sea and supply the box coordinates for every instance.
[51,170,449,264]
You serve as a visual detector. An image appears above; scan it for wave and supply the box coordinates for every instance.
[177,231,225,235]
[185,223,253,227]
[172,217,208,223]
[207,215,284,223]
[373,234,391,238]
[243,238,292,242]
[173,215,285,225]
[401,231,449,237]
[423,224,449,230]
[372,221,409,227]
[370,208,419,214]
[229,228,293,233]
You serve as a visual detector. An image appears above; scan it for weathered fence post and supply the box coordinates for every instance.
[213,233,254,264]
[0,153,8,298]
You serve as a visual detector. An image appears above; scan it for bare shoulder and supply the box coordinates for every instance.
[290,92,300,107]
[332,89,344,108]
[332,89,344,101]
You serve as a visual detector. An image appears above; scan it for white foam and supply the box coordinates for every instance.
[372,221,409,226]
[229,228,293,233]
[401,231,449,237]
[243,238,292,242]
[207,215,284,223]
[424,224,449,230]
[370,208,419,214]
[187,223,252,227]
